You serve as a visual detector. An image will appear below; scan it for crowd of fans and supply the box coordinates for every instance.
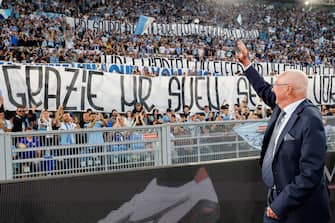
[0,0,334,73]
[0,0,334,132]
[0,101,270,134]
[0,0,334,177]
[2,100,335,134]
[2,94,335,176]
[3,98,335,174]
[0,97,271,176]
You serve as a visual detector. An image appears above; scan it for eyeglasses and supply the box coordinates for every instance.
[272,83,289,87]
[17,110,24,113]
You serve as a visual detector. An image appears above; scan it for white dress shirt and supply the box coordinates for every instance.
[272,98,305,157]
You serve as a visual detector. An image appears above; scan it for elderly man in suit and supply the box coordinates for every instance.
[236,41,330,223]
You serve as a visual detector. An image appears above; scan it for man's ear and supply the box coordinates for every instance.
[286,85,294,96]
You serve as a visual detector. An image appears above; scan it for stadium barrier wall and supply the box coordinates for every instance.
[0,153,334,223]
[1,118,335,181]
[0,120,263,181]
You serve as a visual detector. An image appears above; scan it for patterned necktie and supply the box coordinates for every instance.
[262,111,286,188]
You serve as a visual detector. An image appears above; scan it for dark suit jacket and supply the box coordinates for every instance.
[245,66,330,223]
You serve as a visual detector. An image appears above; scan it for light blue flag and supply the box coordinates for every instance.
[134,15,155,35]
[0,9,11,19]
[236,14,242,26]
[233,121,268,150]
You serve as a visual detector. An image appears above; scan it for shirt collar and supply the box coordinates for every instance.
[283,98,305,117]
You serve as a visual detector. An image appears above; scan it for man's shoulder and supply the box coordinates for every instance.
[298,103,323,125]
[299,101,320,116]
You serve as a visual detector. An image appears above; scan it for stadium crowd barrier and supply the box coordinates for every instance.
[1,118,335,181]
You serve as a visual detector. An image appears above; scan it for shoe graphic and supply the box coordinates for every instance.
[98,167,220,223]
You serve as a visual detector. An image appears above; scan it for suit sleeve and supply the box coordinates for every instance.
[270,108,327,218]
[244,66,276,109]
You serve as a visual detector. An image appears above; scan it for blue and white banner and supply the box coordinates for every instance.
[101,55,335,76]
[1,58,335,77]
[0,9,11,19]
[1,57,335,77]
[34,12,65,19]
[134,15,155,35]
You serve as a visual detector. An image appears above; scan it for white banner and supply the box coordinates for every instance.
[3,59,334,77]
[102,55,335,76]
[0,65,334,112]
[66,17,259,38]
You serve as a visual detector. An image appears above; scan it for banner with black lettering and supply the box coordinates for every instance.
[2,60,334,77]
[66,17,259,38]
[1,65,335,112]
[102,55,335,76]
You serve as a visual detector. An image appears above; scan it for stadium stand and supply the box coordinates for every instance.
[0,0,334,66]
[0,0,334,176]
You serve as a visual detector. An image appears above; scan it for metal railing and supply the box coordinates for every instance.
[1,126,163,180]
[1,118,335,181]
[168,121,260,164]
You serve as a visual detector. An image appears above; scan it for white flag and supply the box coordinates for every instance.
[265,16,271,23]
[237,14,242,26]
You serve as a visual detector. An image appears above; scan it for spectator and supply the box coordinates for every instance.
[181,105,192,122]
[132,102,147,126]
[219,104,234,120]
[37,109,54,146]
[162,108,172,123]
[53,105,64,130]
[19,127,41,157]
[148,108,163,125]
[326,104,335,116]
[0,111,8,132]
[55,112,77,145]
[112,114,125,129]
[132,110,146,126]
[17,127,41,175]
[83,112,107,167]
[12,106,35,132]
[0,89,4,112]
[123,110,134,127]
[255,105,264,119]
[80,108,92,128]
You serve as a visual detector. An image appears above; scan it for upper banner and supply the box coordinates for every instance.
[1,65,335,112]
[66,17,259,38]
[2,59,334,77]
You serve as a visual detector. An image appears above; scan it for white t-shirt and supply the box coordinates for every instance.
[59,122,76,131]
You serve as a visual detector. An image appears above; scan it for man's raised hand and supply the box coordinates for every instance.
[236,40,251,67]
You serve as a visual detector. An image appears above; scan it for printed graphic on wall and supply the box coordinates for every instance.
[98,167,220,223]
